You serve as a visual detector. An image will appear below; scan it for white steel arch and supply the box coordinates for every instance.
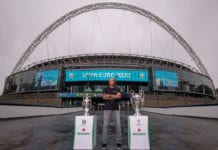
[12,2,210,77]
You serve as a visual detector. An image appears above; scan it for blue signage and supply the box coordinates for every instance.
[35,69,59,87]
[65,69,148,82]
[155,70,178,87]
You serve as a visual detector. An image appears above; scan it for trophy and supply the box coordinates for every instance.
[82,93,92,116]
[128,90,150,149]
[73,93,97,149]
[130,90,145,116]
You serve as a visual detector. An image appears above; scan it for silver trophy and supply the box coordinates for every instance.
[130,90,145,116]
[82,93,92,116]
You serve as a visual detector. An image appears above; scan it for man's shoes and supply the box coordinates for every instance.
[116,143,122,149]
[102,144,107,149]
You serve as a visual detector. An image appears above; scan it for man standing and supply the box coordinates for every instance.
[102,78,122,149]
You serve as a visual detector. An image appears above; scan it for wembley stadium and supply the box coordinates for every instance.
[0,2,217,107]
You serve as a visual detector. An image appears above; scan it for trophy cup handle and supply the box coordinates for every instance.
[130,90,135,96]
[138,90,145,110]
[129,90,135,112]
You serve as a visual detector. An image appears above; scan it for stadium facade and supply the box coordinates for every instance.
[1,3,217,107]
[1,53,216,107]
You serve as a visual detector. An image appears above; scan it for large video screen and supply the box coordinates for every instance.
[35,70,59,87]
[155,70,178,87]
[65,69,148,82]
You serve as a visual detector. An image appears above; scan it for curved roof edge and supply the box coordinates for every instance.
[19,53,200,74]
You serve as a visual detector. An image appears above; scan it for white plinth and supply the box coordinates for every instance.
[128,115,150,150]
[73,115,97,150]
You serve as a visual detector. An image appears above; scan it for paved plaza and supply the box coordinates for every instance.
[0,109,218,150]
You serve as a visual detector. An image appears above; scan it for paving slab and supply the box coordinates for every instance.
[143,105,218,119]
[0,105,82,119]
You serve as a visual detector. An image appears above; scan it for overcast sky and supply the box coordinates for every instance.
[0,0,218,94]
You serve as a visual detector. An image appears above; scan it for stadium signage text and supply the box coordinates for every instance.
[82,72,131,78]
[65,69,148,82]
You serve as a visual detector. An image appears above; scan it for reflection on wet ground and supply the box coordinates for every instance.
[0,110,218,150]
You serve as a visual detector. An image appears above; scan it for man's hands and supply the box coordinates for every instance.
[103,94,110,100]
[103,93,121,100]
[106,94,111,99]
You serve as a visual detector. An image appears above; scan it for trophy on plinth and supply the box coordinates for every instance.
[128,90,150,150]
[73,93,97,150]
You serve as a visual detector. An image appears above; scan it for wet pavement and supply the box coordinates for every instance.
[0,110,218,150]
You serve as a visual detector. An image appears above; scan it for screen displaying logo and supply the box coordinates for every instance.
[35,69,59,87]
[155,70,178,87]
[65,69,148,82]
